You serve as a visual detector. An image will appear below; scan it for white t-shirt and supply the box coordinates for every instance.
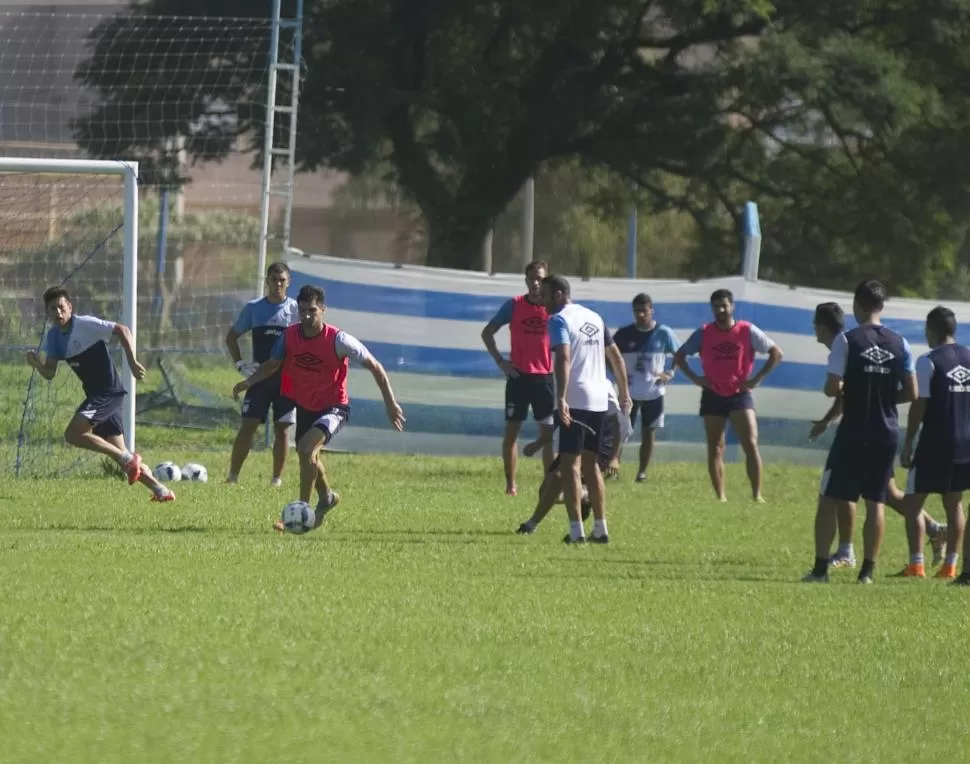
[547,302,613,412]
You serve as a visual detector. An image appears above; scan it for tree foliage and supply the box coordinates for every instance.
[74,0,970,293]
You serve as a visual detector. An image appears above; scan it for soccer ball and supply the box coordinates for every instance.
[153,462,182,482]
[181,463,208,483]
[280,500,315,534]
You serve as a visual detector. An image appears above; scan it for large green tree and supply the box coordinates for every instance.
[74,0,970,291]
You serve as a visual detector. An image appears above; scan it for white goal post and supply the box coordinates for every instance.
[0,157,140,453]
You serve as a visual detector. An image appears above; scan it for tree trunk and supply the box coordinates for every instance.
[424,211,494,270]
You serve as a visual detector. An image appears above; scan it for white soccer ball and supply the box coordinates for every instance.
[153,462,182,482]
[280,500,315,535]
[181,463,208,483]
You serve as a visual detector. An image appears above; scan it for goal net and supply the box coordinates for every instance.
[1,160,137,477]
[0,10,297,474]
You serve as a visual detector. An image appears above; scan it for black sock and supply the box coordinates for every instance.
[812,556,829,577]
[859,559,875,579]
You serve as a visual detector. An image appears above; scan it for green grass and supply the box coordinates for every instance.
[0,453,967,763]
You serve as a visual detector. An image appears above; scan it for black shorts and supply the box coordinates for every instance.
[699,389,754,418]
[549,412,616,474]
[557,408,606,457]
[906,459,970,495]
[505,373,555,424]
[630,397,664,433]
[241,376,296,425]
[76,392,125,438]
[295,404,350,444]
[821,436,896,503]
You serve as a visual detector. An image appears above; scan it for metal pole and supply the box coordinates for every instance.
[522,176,534,268]
[154,188,169,318]
[482,228,493,274]
[122,166,140,453]
[256,0,282,297]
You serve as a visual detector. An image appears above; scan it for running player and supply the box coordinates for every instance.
[804,280,916,584]
[515,384,631,534]
[542,274,631,544]
[232,284,405,531]
[481,260,555,496]
[612,293,679,482]
[898,306,970,580]
[26,286,174,502]
[810,301,946,569]
[225,262,299,486]
[672,288,783,502]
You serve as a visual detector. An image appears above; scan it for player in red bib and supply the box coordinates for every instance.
[233,284,405,531]
[481,259,554,496]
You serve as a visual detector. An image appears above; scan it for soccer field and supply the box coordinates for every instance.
[0,452,966,763]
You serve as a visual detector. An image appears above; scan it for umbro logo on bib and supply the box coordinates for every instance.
[861,345,894,374]
[946,364,970,391]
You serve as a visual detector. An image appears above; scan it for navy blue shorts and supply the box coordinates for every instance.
[557,408,606,457]
[296,404,349,444]
[821,436,896,503]
[242,376,296,425]
[906,458,970,496]
[505,373,555,424]
[549,412,617,473]
[630,397,664,433]
[76,393,125,438]
[699,389,754,418]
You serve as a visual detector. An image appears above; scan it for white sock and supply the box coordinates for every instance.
[593,519,608,538]
[121,450,134,464]
[911,552,924,565]
[837,543,854,558]
[946,553,959,567]
[270,476,282,486]
[570,521,584,540]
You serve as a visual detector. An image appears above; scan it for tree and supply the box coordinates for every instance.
[74,0,970,290]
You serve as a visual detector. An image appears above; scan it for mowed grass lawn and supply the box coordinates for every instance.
[0,452,967,763]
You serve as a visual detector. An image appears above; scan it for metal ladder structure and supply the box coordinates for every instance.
[256,0,304,297]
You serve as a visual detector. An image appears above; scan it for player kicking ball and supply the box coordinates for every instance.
[898,306,970,581]
[25,287,175,502]
[233,284,405,532]
[515,385,631,536]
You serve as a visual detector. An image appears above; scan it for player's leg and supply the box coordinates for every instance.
[856,444,897,583]
[103,433,174,501]
[831,502,857,568]
[270,396,296,487]
[516,459,564,534]
[502,376,527,495]
[307,407,348,524]
[556,413,586,543]
[637,397,663,482]
[886,476,947,564]
[935,491,964,579]
[64,396,142,485]
[702,415,729,501]
[805,445,859,581]
[532,374,557,473]
[727,398,763,502]
[582,450,607,541]
[227,383,273,482]
[900,490,929,577]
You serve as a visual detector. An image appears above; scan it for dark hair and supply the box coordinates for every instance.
[632,293,652,308]
[710,288,734,304]
[296,284,325,305]
[814,302,845,334]
[853,280,887,313]
[267,261,290,278]
[542,274,571,299]
[926,305,957,339]
[525,259,548,276]
[43,286,70,307]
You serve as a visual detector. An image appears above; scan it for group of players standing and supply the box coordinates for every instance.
[25,261,970,578]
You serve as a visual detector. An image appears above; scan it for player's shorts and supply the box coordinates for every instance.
[906,459,970,495]
[557,408,606,457]
[505,372,555,424]
[296,404,350,444]
[76,392,126,438]
[820,436,896,503]
[699,389,754,418]
[548,411,617,474]
[630,397,664,433]
[241,375,296,425]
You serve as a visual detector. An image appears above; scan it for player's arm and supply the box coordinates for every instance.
[657,328,680,383]
[896,339,918,404]
[548,314,572,422]
[233,334,284,398]
[901,354,930,465]
[481,300,517,376]
[605,333,631,413]
[337,331,406,431]
[111,323,147,380]
[607,412,623,462]
[25,347,58,380]
[672,329,706,387]
[823,333,847,398]
[745,326,783,388]
[227,306,256,375]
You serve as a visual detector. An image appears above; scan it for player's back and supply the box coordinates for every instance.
[557,302,608,411]
[837,324,909,444]
[917,342,970,463]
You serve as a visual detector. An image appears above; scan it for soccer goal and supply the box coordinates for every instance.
[0,158,138,477]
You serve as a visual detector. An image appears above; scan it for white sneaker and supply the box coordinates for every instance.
[830,554,856,569]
